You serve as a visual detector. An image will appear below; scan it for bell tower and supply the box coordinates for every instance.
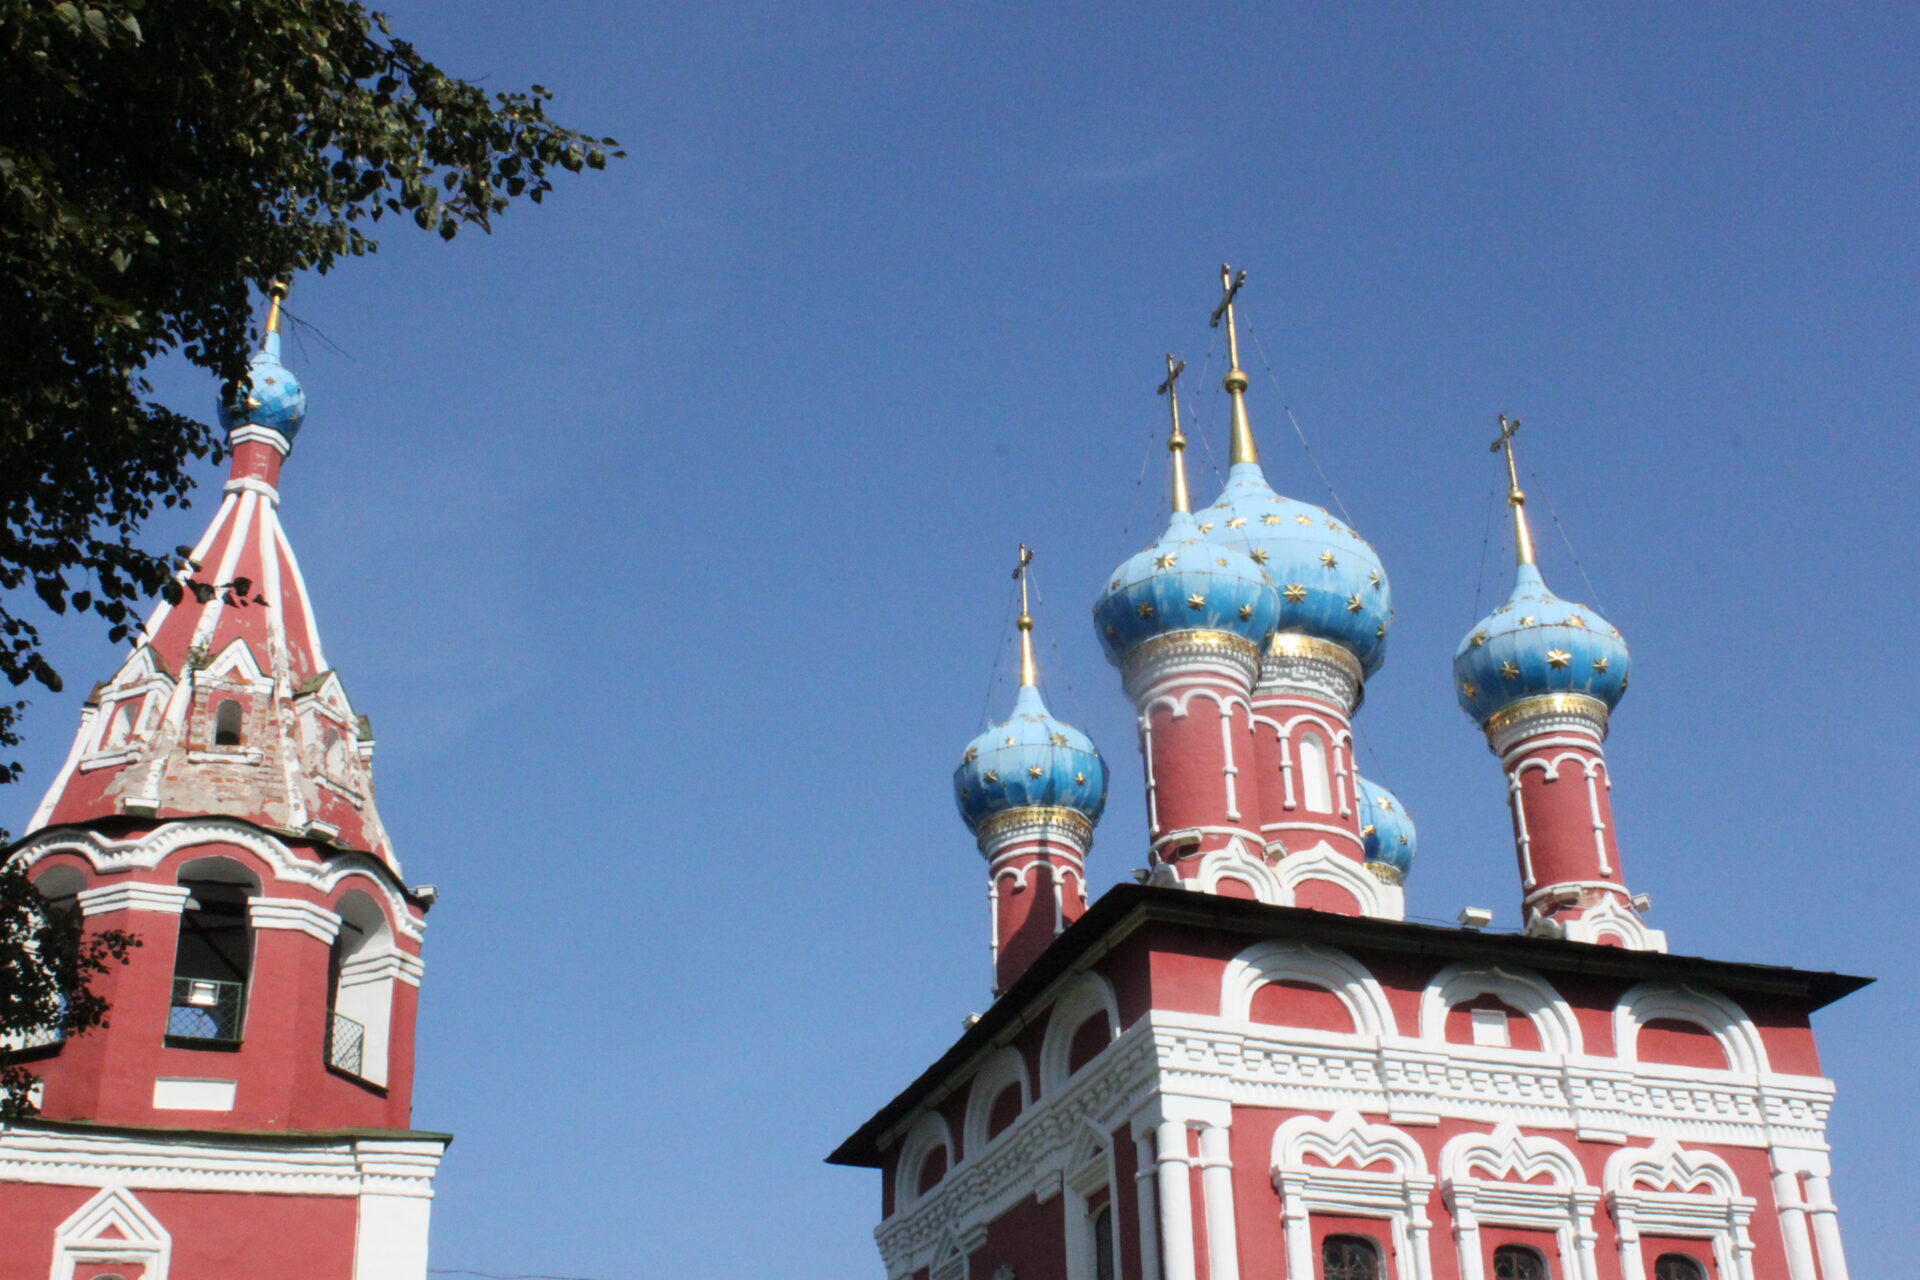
[0,284,447,1279]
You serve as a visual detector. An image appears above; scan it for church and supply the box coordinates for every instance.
[0,285,443,1278]
[827,269,1866,1280]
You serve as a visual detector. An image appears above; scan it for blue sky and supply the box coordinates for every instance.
[12,4,1919,1276]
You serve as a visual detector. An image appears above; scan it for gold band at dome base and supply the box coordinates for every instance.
[973,805,1094,854]
[1482,692,1609,739]
[1363,861,1404,886]
[1265,632,1364,680]
[1122,628,1264,693]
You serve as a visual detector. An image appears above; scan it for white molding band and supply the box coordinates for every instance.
[76,882,193,917]
[249,896,343,945]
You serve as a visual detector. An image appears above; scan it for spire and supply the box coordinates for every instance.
[1157,353,1192,514]
[1210,264,1258,466]
[1491,413,1537,567]
[1013,543,1038,688]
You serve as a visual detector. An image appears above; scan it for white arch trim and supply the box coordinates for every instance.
[1418,962,1583,1056]
[1615,982,1765,1076]
[1604,1140,1758,1280]
[1270,1111,1437,1280]
[1039,970,1121,1093]
[1441,1125,1600,1280]
[894,1109,956,1214]
[961,1047,1033,1156]
[1275,841,1405,921]
[10,818,423,943]
[1222,939,1394,1039]
[1141,686,1254,721]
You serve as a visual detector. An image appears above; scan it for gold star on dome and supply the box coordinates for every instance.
[1519,615,1536,626]
[1227,516,1247,529]
[1105,623,1117,637]
[1216,557,1229,567]
[1154,553,1177,569]
[1369,570,1381,588]
[1003,736,1017,746]
[1262,514,1282,525]
[1547,649,1572,668]
[1320,550,1338,568]
[1566,615,1586,628]
[1592,657,1609,674]
[1500,661,1521,679]
[1295,514,1312,525]
[1187,593,1207,610]
[1346,595,1363,613]
[1050,733,1069,747]
[1284,583,1308,603]
[1460,680,1477,699]
[1469,631,1489,648]
[1027,765,1044,779]
[1362,823,1377,837]
[1197,522,1214,533]
[963,746,978,762]
[1074,772,1087,785]
[959,788,970,800]
[1238,603,1253,620]
[1249,548,1270,564]
[1622,672,1630,689]
[1377,795,1394,811]
[1268,495,1283,503]
[1325,519,1340,531]
[1376,622,1387,638]
[1137,602,1156,619]
[1397,834,1408,847]
[1110,579,1122,590]
[984,770,999,783]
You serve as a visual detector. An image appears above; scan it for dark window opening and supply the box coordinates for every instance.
[1092,1204,1115,1280]
[1494,1245,1550,1279]
[1322,1234,1381,1280]
[1654,1256,1707,1280]
[213,699,243,747]
[167,879,252,1044]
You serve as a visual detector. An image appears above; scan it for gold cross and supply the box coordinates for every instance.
[1210,265,1246,332]
[1012,543,1037,685]
[1157,354,1187,439]
[1490,413,1523,494]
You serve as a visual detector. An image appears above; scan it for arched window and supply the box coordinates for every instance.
[1322,1235,1380,1280]
[1092,1204,1114,1280]
[1494,1244,1550,1279]
[1298,731,1332,813]
[915,1146,948,1196]
[213,698,244,747]
[168,860,258,1045]
[1654,1256,1706,1280]
[327,890,397,1086]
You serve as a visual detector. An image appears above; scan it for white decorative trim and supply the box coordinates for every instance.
[962,1048,1033,1157]
[1418,962,1584,1057]
[1040,972,1122,1093]
[0,1121,445,1198]
[1270,1110,1436,1280]
[1604,1140,1757,1280]
[76,882,192,917]
[222,474,281,504]
[227,424,292,455]
[1614,983,1766,1076]
[1440,1124,1601,1280]
[1272,841,1404,920]
[152,1077,237,1111]
[1540,896,1667,952]
[894,1110,956,1213]
[249,896,343,944]
[53,1186,171,1280]
[12,820,423,943]
[1221,939,1394,1039]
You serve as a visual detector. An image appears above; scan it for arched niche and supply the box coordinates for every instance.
[1222,939,1393,1038]
[1418,962,1582,1057]
[1039,971,1120,1093]
[328,889,398,1086]
[893,1110,955,1214]
[1614,983,1765,1076]
[961,1046,1032,1155]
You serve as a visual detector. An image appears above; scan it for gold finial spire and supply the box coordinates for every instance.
[1490,413,1536,566]
[264,279,289,337]
[1012,543,1038,687]
[1210,264,1258,466]
[1157,354,1192,514]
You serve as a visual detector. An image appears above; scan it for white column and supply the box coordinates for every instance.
[1770,1169,1819,1280]
[1153,1121,1197,1280]
[1197,1123,1239,1280]
[1804,1173,1851,1280]
[1134,1132,1162,1280]
[353,1138,444,1280]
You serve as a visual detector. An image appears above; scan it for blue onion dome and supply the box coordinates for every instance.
[1453,561,1630,727]
[1202,462,1392,676]
[1093,508,1280,667]
[954,684,1108,835]
[217,295,307,440]
[1356,776,1417,883]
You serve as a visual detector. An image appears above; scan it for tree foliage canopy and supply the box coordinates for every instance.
[0,0,614,1109]
[0,0,618,776]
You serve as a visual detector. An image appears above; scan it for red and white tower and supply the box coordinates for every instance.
[1453,417,1660,949]
[0,285,446,1280]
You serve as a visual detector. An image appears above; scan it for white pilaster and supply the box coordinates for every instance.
[1133,1131,1162,1280]
[1197,1122,1239,1280]
[1803,1173,1850,1280]
[1153,1121,1197,1280]
[1769,1169,1819,1280]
